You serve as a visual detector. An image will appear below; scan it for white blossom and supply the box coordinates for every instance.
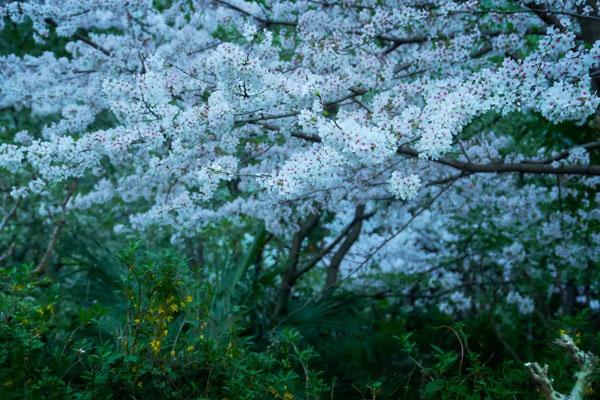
[388,173,421,201]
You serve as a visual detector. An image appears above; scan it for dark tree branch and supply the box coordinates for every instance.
[34,182,77,274]
[273,212,320,318]
[523,141,600,164]
[525,2,569,33]
[212,0,296,27]
[397,145,600,176]
[343,179,459,281]
[324,204,366,289]
[0,198,21,234]
[290,132,600,176]
[295,207,375,281]
[381,27,543,55]
[239,89,367,124]
[45,18,113,57]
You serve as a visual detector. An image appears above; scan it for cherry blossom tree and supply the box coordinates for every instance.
[0,0,599,317]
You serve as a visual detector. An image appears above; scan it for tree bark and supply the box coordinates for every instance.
[325,205,365,289]
[273,212,320,318]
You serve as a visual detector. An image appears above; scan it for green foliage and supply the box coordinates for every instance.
[0,249,327,399]
[1,240,599,399]
[284,292,599,399]
[0,17,70,57]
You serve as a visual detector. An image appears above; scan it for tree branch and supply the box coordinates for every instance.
[45,18,113,57]
[523,141,600,164]
[239,88,367,124]
[525,2,570,34]
[324,204,366,289]
[396,145,600,176]
[34,182,77,274]
[273,212,321,318]
[295,207,375,281]
[0,198,21,234]
[212,0,296,27]
[290,133,600,176]
[525,334,598,400]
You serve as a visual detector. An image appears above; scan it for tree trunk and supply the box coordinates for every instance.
[325,204,365,290]
[273,213,320,318]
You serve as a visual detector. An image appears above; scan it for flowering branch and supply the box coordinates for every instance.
[290,133,600,176]
[396,146,600,176]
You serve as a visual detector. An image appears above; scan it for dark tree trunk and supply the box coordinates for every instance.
[325,204,365,290]
[273,213,320,318]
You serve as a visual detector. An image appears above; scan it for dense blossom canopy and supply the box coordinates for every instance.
[1,0,599,315]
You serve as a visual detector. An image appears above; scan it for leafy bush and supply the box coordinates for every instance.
[2,247,597,399]
[0,248,327,399]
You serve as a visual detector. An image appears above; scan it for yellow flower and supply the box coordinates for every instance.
[186,295,193,303]
[162,329,168,337]
[170,350,176,357]
[186,345,194,352]
[134,318,141,325]
[559,329,567,336]
[169,303,179,313]
[150,339,161,353]
[283,392,294,400]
